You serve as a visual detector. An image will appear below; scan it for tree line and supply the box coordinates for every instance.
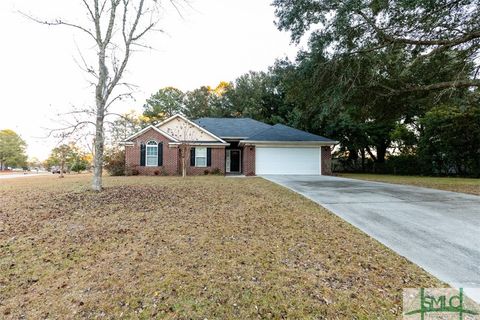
[44,144,91,176]
[0,128,91,174]
[113,0,480,177]
[270,0,480,177]
[116,71,479,176]
[22,0,480,182]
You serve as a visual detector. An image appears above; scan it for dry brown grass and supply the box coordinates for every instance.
[338,173,480,196]
[0,175,443,319]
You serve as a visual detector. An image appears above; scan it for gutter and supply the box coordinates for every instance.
[168,142,230,147]
[239,140,339,146]
[220,137,248,140]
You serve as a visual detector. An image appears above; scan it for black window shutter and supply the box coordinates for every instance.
[158,142,163,166]
[207,148,212,167]
[190,147,196,166]
[140,143,146,166]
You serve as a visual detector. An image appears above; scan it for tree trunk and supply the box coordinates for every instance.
[60,158,65,178]
[182,147,187,178]
[182,158,186,177]
[179,144,188,178]
[347,147,359,161]
[365,146,377,161]
[92,112,104,191]
[92,42,108,191]
[360,148,365,172]
[376,142,388,163]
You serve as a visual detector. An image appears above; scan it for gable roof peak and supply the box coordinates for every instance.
[123,125,179,142]
[156,113,227,143]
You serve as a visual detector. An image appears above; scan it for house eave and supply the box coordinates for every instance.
[123,125,179,142]
[156,114,228,144]
[239,140,339,146]
[221,137,249,140]
[168,142,230,147]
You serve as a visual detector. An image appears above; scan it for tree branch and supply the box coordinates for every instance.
[107,0,146,96]
[19,11,98,42]
[356,10,480,47]
[104,0,121,45]
[105,92,134,110]
[382,79,480,96]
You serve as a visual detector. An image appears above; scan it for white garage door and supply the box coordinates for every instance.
[256,147,321,175]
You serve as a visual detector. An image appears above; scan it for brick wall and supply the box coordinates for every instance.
[125,128,179,175]
[125,128,226,176]
[321,146,332,175]
[242,145,256,176]
[126,129,331,176]
[186,147,226,175]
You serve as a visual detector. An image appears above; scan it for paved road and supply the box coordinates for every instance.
[0,172,51,180]
[263,175,480,302]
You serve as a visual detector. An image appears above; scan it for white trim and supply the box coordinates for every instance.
[155,113,183,127]
[319,147,322,175]
[226,149,242,173]
[156,114,227,144]
[255,146,321,175]
[222,137,248,140]
[240,141,337,147]
[226,149,231,173]
[168,142,229,147]
[145,140,159,167]
[123,125,179,142]
[194,147,207,167]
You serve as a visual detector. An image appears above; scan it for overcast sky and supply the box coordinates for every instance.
[0,0,301,160]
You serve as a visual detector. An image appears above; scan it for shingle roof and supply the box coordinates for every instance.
[245,124,336,143]
[194,118,272,138]
[194,118,336,143]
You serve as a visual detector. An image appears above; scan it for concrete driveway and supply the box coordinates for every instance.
[263,175,480,301]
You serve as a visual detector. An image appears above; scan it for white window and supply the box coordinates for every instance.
[146,140,158,166]
[195,147,207,167]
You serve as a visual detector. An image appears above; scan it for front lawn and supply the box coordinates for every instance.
[338,173,480,196]
[0,175,442,318]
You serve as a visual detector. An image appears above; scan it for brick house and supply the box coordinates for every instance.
[123,114,337,176]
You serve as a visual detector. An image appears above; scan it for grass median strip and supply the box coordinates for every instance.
[338,173,480,196]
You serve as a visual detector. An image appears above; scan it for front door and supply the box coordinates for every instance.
[226,149,241,173]
[230,150,241,172]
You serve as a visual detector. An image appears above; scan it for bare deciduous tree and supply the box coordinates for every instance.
[23,0,181,191]
[165,121,197,177]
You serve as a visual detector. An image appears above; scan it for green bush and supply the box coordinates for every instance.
[104,149,126,176]
[211,168,222,175]
[70,161,87,173]
[384,154,422,175]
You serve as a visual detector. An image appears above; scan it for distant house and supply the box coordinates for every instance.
[123,114,337,176]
